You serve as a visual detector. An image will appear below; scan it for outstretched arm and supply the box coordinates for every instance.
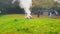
[55,10,58,15]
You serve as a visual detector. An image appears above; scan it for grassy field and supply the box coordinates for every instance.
[0,14,60,34]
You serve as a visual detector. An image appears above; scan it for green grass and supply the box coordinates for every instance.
[0,14,60,34]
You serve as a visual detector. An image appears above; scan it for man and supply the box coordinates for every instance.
[49,9,58,17]
[37,8,41,18]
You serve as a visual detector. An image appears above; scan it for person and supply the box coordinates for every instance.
[12,0,32,19]
[37,10,40,18]
[49,9,58,18]
[37,8,41,18]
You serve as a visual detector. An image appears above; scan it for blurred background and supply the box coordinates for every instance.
[0,0,60,15]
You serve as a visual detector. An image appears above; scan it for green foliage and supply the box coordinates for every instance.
[32,0,54,9]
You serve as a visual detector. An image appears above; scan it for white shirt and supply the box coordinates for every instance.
[20,0,32,8]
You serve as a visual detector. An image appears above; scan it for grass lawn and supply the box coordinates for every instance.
[0,14,60,34]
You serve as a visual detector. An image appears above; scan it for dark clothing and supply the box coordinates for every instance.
[37,10,41,18]
[49,9,55,14]
[49,9,56,17]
